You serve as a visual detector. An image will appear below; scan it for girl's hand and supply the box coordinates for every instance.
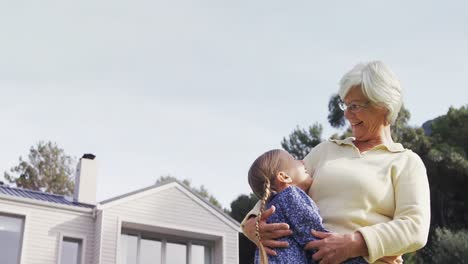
[304,230,368,264]
[242,206,293,255]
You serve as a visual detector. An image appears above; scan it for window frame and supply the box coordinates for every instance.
[56,232,86,264]
[0,212,26,264]
[120,229,214,264]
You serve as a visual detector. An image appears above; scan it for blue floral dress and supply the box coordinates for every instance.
[255,186,367,264]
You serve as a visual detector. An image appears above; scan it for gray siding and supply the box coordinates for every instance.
[0,199,95,264]
[100,186,238,264]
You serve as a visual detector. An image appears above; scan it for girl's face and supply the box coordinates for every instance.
[280,151,310,185]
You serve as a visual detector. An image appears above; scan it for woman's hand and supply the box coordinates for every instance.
[379,255,403,264]
[242,206,293,256]
[304,230,368,264]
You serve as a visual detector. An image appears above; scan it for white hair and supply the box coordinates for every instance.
[338,61,403,124]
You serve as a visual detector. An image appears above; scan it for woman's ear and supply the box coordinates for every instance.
[276,171,292,184]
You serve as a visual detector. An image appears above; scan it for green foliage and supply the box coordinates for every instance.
[428,143,468,173]
[391,106,411,141]
[394,126,431,155]
[330,127,352,140]
[229,193,259,223]
[402,251,421,264]
[327,94,346,128]
[426,105,467,173]
[419,106,468,230]
[431,105,468,155]
[155,175,224,210]
[428,228,468,263]
[4,141,75,195]
[281,123,323,160]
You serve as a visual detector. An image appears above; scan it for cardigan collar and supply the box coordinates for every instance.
[329,137,406,153]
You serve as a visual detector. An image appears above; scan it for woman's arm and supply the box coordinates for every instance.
[304,152,431,263]
[356,153,430,262]
[241,203,292,255]
[291,184,368,263]
[304,230,368,264]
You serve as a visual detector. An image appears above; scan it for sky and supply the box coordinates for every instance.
[0,0,467,209]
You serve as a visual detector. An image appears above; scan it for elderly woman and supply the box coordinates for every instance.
[242,61,431,264]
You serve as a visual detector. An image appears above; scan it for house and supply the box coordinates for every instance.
[0,154,240,264]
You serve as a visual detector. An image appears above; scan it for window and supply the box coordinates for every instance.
[140,238,162,264]
[166,242,186,264]
[120,234,138,264]
[60,237,83,264]
[191,244,210,264]
[0,214,24,264]
[120,232,212,264]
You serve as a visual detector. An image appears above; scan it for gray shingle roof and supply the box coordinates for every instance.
[0,185,95,209]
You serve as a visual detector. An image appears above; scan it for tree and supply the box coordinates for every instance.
[421,105,468,231]
[4,141,75,195]
[428,228,468,263]
[230,193,259,223]
[430,105,468,156]
[327,94,346,129]
[281,123,323,160]
[156,175,191,188]
[155,175,224,210]
[390,105,412,142]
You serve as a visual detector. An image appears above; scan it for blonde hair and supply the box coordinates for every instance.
[339,61,403,124]
[248,149,287,264]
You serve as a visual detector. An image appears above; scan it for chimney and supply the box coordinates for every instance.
[73,154,97,204]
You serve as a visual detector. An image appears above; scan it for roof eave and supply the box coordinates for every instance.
[0,194,95,214]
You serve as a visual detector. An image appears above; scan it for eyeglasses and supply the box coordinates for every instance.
[338,100,370,112]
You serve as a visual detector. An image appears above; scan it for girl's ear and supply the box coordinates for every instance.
[276,171,292,184]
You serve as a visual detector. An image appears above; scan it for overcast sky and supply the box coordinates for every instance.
[1,0,467,208]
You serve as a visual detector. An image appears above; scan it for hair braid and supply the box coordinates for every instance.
[255,176,272,264]
[248,149,286,264]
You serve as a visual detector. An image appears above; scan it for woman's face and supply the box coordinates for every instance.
[343,86,388,142]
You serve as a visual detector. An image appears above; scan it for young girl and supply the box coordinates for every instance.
[248,149,366,264]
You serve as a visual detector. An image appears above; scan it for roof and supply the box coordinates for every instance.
[100,179,240,229]
[0,185,95,209]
